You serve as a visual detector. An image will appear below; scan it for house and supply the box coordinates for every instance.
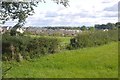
[7,26,10,30]
[25,27,82,36]
[103,29,108,31]
[16,28,24,34]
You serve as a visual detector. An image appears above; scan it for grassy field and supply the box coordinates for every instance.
[2,42,118,78]
[29,35,72,43]
[28,35,72,49]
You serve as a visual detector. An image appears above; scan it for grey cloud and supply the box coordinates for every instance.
[103,13,118,17]
[56,21,94,26]
[104,3,118,11]
[79,13,96,18]
[54,20,81,26]
[44,10,97,19]
[45,12,59,17]
[26,18,54,26]
[118,1,120,22]
[75,10,96,18]
[26,10,97,26]
[59,11,96,18]
[102,1,112,3]
[119,2,120,11]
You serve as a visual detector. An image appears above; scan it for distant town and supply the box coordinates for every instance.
[0,22,119,36]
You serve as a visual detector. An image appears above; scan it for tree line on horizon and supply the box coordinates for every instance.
[43,22,120,31]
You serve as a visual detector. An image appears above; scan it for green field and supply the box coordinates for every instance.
[29,35,72,43]
[2,42,118,78]
[28,35,72,49]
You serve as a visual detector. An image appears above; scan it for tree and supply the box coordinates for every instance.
[0,0,69,35]
[115,22,120,28]
[106,23,115,30]
[88,27,95,31]
[80,25,87,31]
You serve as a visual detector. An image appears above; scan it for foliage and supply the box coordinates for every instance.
[95,22,118,30]
[88,27,95,31]
[0,0,69,35]
[2,42,118,78]
[27,37,60,58]
[2,34,60,61]
[67,30,118,49]
[0,0,69,24]
[44,26,80,30]
[2,34,31,61]
[80,25,87,31]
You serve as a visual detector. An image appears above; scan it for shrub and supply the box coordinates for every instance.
[2,34,32,61]
[68,30,118,49]
[2,34,60,61]
[27,37,60,58]
[119,28,120,41]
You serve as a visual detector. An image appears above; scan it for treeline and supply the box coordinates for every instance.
[44,26,80,30]
[67,30,118,49]
[44,26,92,30]
[44,22,120,30]
[95,22,120,30]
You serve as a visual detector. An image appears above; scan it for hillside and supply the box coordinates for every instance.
[2,42,118,78]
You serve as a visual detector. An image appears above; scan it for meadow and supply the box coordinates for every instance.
[28,35,72,49]
[2,42,118,78]
[29,35,72,45]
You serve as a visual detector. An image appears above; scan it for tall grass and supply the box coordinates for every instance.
[2,42,118,78]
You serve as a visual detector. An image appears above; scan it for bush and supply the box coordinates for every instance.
[68,30,118,49]
[27,37,60,58]
[2,34,60,61]
[2,34,32,61]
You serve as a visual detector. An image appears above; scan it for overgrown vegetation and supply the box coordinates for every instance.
[2,33,60,61]
[67,30,118,49]
[2,29,118,61]
[2,42,118,78]
[2,29,118,78]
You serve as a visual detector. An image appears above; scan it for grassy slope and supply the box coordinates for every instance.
[3,42,118,78]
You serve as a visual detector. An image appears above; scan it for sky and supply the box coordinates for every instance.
[3,0,119,27]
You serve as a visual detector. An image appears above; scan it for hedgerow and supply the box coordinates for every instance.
[67,30,118,49]
[2,34,60,61]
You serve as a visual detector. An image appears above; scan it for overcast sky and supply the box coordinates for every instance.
[3,0,119,27]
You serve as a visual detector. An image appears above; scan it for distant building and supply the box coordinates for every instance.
[16,28,24,34]
[103,29,108,31]
[1,26,25,34]
[7,26,10,30]
[1,26,83,36]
